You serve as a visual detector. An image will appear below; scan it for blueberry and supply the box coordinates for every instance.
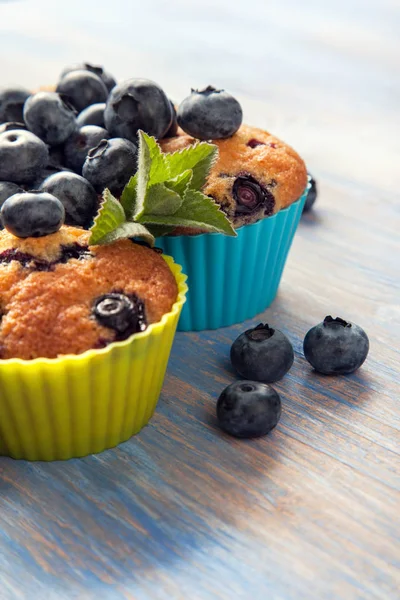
[217,380,281,439]
[303,174,317,212]
[61,63,116,93]
[82,137,138,196]
[0,129,48,183]
[104,78,173,142]
[303,316,369,375]
[231,323,294,383]
[48,144,65,168]
[64,125,110,174]
[163,101,178,138]
[0,182,24,215]
[1,191,65,238]
[232,175,275,216]
[247,139,265,148]
[0,88,30,123]
[23,92,77,146]
[76,103,106,128]
[39,171,98,228]
[0,122,26,134]
[31,144,71,187]
[92,292,147,338]
[56,70,108,113]
[31,164,73,190]
[177,85,242,140]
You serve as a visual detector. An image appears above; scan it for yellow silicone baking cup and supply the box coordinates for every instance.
[0,255,187,461]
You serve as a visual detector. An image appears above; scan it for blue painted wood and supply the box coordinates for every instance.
[0,1,399,599]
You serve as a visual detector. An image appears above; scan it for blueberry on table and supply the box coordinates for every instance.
[92,293,147,338]
[82,137,138,196]
[104,78,173,141]
[217,381,281,439]
[303,174,317,212]
[0,129,48,183]
[23,92,77,146]
[39,171,98,228]
[76,103,106,128]
[0,88,30,123]
[56,70,108,113]
[64,125,110,173]
[61,63,116,93]
[303,316,369,375]
[0,122,27,134]
[177,85,243,140]
[231,323,294,383]
[1,191,65,238]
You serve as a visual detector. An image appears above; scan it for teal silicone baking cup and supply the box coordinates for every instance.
[156,185,308,331]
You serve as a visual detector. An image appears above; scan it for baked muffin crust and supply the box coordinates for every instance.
[0,226,178,359]
[160,124,307,227]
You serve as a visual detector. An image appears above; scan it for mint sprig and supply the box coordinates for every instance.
[89,130,236,246]
[89,189,155,246]
[89,189,126,245]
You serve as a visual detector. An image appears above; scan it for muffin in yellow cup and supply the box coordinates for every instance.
[0,226,187,460]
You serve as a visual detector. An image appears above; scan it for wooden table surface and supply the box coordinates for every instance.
[0,1,399,598]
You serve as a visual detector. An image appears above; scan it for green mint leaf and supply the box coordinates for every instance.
[93,222,155,247]
[89,189,126,245]
[165,141,218,190]
[134,131,170,219]
[139,183,182,216]
[120,173,138,219]
[164,169,193,197]
[136,169,192,222]
[115,134,234,239]
[178,188,236,235]
[145,132,170,185]
[134,132,153,219]
[142,189,236,236]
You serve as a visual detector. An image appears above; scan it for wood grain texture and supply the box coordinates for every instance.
[0,0,399,599]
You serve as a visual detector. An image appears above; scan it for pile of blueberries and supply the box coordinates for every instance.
[0,64,247,238]
[217,317,369,439]
[0,63,317,238]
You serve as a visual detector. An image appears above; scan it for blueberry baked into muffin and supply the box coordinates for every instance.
[0,225,177,360]
[160,124,307,228]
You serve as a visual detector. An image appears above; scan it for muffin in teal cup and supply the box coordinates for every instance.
[158,124,308,331]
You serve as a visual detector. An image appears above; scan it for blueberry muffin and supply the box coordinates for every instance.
[160,124,307,228]
[0,226,177,359]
